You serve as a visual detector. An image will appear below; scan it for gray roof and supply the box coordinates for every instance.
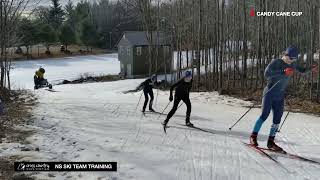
[117,31,170,47]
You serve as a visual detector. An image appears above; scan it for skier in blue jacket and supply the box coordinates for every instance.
[250,46,318,151]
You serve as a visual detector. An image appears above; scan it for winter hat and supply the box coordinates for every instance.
[185,71,192,78]
[285,46,299,60]
[39,67,45,73]
[151,74,157,81]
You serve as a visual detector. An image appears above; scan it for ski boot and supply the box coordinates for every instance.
[149,108,155,112]
[48,84,53,89]
[162,120,168,133]
[267,136,284,152]
[186,122,194,127]
[250,133,259,147]
[186,116,194,127]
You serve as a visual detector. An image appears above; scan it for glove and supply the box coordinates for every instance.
[169,95,173,102]
[283,68,294,76]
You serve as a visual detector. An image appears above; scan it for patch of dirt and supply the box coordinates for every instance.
[0,89,37,180]
[11,45,113,61]
[60,74,121,85]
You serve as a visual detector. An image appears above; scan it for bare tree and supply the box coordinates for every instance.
[0,0,33,89]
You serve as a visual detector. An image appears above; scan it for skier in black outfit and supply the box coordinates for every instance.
[162,71,193,128]
[137,74,159,113]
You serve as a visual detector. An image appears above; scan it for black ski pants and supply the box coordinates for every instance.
[143,89,154,111]
[165,96,191,123]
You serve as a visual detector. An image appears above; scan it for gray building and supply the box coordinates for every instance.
[116,31,172,78]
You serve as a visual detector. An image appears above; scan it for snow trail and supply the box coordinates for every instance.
[2,54,320,180]
[0,79,316,179]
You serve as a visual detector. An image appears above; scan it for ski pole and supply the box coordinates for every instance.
[155,88,159,108]
[229,79,282,131]
[158,101,171,119]
[277,111,290,133]
[135,91,143,111]
[278,98,291,133]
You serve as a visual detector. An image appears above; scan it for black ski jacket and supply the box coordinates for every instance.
[170,79,193,98]
[139,78,160,92]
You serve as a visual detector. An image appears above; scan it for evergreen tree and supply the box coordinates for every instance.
[17,18,39,54]
[49,0,65,29]
[80,19,99,51]
[65,0,77,30]
[60,24,76,51]
[38,24,57,54]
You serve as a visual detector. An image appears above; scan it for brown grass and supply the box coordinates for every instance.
[216,84,320,116]
[9,45,113,61]
[189,75,320,116]
[61,74,121,85]
[0,89,36,180]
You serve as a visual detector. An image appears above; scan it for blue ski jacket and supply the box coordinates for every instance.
[264,59,309,96]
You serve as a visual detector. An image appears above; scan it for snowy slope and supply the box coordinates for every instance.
[10,54,119,90]
[2,53,320,180]
[1,79,319,180]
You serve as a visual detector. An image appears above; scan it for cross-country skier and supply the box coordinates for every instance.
[250,46,318,151]
[137,74,159,113]
[162,71,193,128]
[34,67,52,90]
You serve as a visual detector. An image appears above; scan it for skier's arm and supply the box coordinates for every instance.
[170,79,182,97]
[136,80,147,91]
[293,62,310,74]
[152,80,161,89]
[264,60,285,80]
[188,79,193,92]
[155,80,162,86]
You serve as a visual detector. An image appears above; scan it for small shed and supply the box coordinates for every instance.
[116,31,172,78]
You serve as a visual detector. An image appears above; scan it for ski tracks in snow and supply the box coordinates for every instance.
[25,81,320,180]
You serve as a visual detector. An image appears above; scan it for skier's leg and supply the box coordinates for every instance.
[163,97,181,124]
[182,97,192,124]
[250,94,272,146]
[148,90,154,111]
[269,97,284,137]
[267,97,285,151]
[252,95,272,135]
[40,79,48,86]
[142,90,149,112]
